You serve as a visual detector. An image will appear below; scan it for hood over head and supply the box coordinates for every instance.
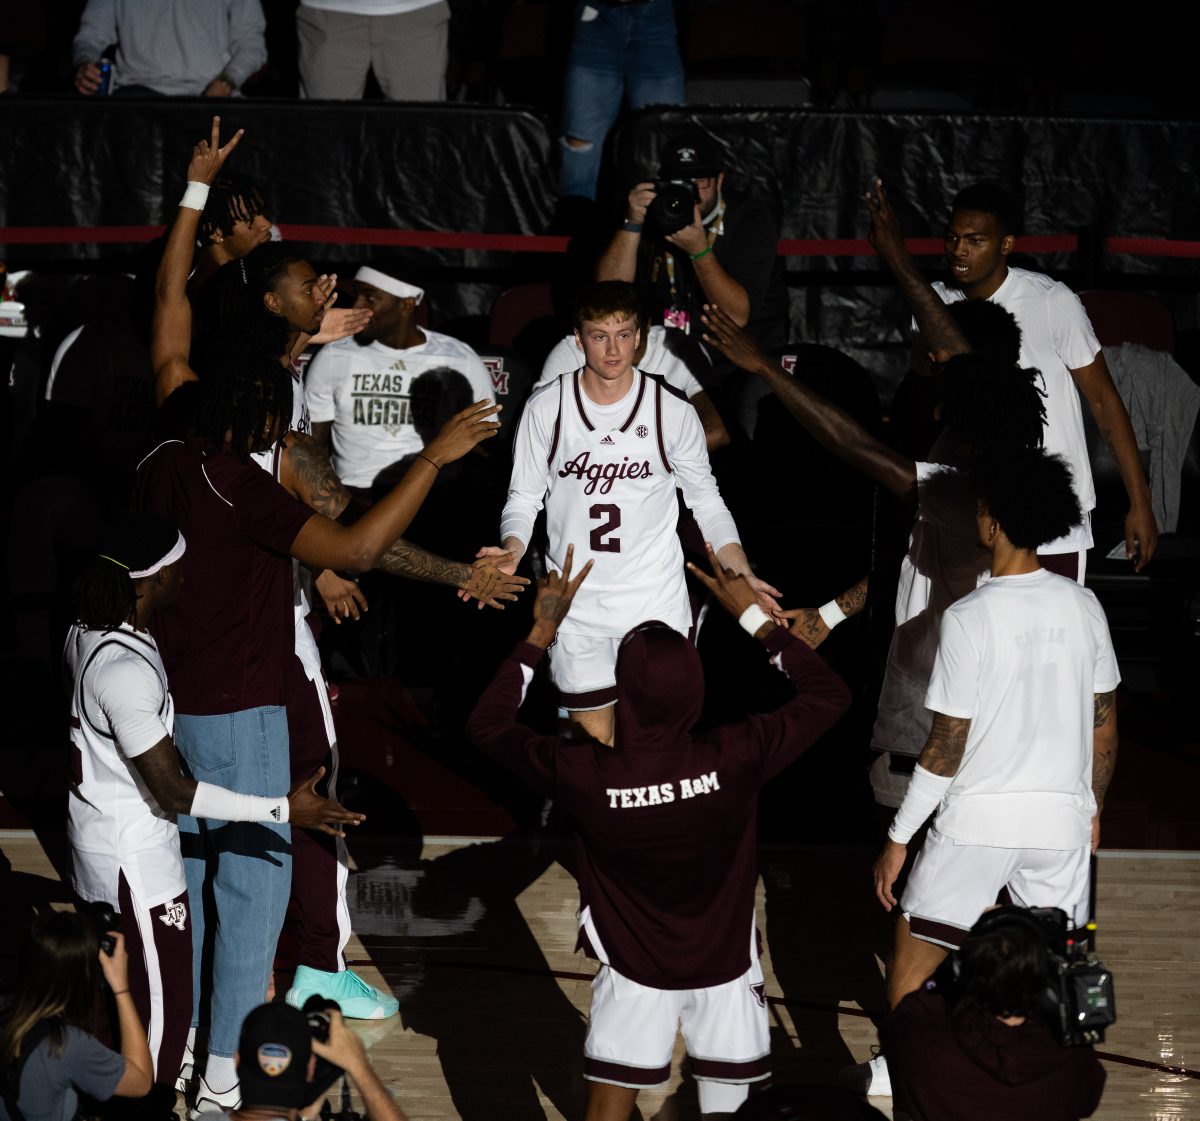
[614,622,704,752]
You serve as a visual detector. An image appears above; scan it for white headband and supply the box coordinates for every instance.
[355,267,424,304]
[129,531,187,579]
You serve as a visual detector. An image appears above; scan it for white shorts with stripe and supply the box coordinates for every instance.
[548,633,623,710]
[901,825,1091,949]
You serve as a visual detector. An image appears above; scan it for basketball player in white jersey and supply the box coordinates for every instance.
[487,280,779,745]
[66,513,361,1094]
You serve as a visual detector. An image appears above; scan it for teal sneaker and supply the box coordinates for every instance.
[285,965,399,1020]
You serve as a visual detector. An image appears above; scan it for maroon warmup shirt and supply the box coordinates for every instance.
[135,438,314,715]
[467,622,851,990]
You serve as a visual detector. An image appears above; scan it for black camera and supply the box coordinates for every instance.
[648,179,700,235]
[303,995,346,1098]
[79,900,120,957]
[1026,907,1116,1047]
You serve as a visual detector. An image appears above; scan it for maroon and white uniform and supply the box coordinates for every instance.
[467,623,850,1101]
[65,622,191,1084]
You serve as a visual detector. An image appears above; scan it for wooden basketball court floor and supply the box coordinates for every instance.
[1,829,1195,1121]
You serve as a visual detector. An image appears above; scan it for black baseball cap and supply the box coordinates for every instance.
[237,1003,314,1109]
[657,132,724,180]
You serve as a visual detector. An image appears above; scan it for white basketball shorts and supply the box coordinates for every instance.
[901,825,1091,949]
[547,633,622,710]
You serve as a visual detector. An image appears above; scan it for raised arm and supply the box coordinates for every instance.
[596,182,655,282]
[865,179,971,363]
[153,117,243,406]
[701,303,916,496]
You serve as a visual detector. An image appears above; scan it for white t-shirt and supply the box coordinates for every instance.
[924,568,1120,849]
[500,370,739,638]
[926,268,1100,552]
[65,623,186,910]
[305,330,495,488]
[872,462,990,757]
[536,326,704,400]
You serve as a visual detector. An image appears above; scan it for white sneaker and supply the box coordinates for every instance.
[865,1053,892,1096]
[175,1042,194,1093]
[189,1075,240,1118]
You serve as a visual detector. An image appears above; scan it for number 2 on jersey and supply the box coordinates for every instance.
[589,503,621,553]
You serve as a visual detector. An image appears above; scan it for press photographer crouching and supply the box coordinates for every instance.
[1,912,154,1121]
[880,907,1109,1121]
[221,1002,407,1121]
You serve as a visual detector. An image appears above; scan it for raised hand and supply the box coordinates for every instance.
[315,570,368,624]
[782,606,831,649]
[310,305,373,347]
[461,553,530,609]
[97,931,131,992]
[626,181,658,225]
[423,400,502,466]
[287,767,366,836]
[686,542,767,624]
[187,116,244,186]
[864,177,909,266]
[528,544,594,648]
[700,303,772,376]
[664,203,708,257]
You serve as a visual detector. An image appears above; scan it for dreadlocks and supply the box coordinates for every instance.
[198,172,267,245]
[940,353,1046,454]
[194,352,294,460]
[75,513,179,632]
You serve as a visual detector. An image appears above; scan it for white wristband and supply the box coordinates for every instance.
[738,604,772,636]
[887,764,953,844]
[818,598,847,629]
[189,781,289,824]
[180,181,210,212]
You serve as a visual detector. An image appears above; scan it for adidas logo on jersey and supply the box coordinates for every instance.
[159,900,188,932]
[600,434,615,445]
[558,451,652,495]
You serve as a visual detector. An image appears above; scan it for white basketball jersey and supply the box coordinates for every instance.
[544,370,690,638]
[66,623,186,910]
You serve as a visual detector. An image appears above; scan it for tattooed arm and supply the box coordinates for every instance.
[783,576,868,649]
[916,712,972,777]
[1091,690,1118,852]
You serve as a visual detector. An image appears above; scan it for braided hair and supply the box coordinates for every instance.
[940,353,1047,454]
[194,351,294,458]
[197,172,266,245]
[75,513,179,632]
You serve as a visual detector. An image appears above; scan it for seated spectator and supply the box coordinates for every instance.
[537,302,729,450]
[0,913,153,1121]
[880,908,1106,1121]
[306,260,495,493]
[221,1003,407,1121]
[296,0,449,101]
[72,0,266,97]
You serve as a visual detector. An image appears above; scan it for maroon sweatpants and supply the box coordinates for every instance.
[117,871,192,1085]
[283,653,351,972]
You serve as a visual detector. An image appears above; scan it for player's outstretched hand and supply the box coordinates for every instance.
[457,545,519,608]
[873,839,906,911]
[461,552,531,609]
[527,544,593,648]
[686,542,765,623]
[423,400,502,466]
[315,570,368,624]
[186,116,244,186]
[700,304,772,377]
[288,767,366,836]
[781,606,830,649]
[864,177,909,267]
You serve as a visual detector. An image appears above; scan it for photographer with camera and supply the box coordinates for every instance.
[880,907,1106,1121]
[221,1003,406,1121]
[0,913,154,1121]
[595,133,786,405]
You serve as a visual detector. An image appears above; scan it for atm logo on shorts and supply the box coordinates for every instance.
[750,982,766,1008]
[159,900,187,932]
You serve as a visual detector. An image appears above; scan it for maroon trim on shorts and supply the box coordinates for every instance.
[560,684,619,710]
[909,914,970,949]
[584,1056,672,1087]
[1039,551,1080,581]
[619,372,647,432]
[690,1055,772,1082]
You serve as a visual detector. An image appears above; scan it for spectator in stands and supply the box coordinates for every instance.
[537,302,730,450]
[296,0,450,101]
[0,913,153,1121]
[72,0,266,97]
[880,908,1105,1121]
[306,260,495,494]
[595,131,787,422]
[558,0,685,205]
[221,1003,407,1121]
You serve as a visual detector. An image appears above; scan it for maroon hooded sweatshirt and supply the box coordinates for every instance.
[467,622,851,990]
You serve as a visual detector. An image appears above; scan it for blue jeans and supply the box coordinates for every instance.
[559,0,685,200]
[174,706,292,1058]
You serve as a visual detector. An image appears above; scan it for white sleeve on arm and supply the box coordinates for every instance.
[224,0,269,87]
[656,348,703,399]
[71,0,116,66]
[93,660,170,759]
[923,608,980,719]
[189,782,289,824]
[1049,284,1102,369]
[669,401,740,549]
[304,346,339,424]
[498,395,552,547]
[462,350,497,403]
